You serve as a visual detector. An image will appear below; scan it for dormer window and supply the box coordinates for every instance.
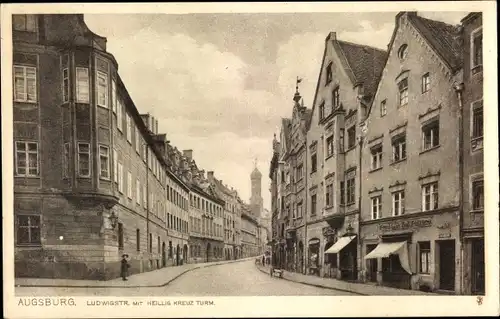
[398,44,408,60]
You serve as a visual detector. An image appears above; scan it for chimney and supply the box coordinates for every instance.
[150,116,155,133]
[183,149,193,160]
[326,32,336,42]
[155,119,159,135]
[207,171,214,181]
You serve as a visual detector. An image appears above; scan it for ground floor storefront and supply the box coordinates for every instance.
[224,244,236,260]
[283,226,306,274]
[462,229,485,295]
[188,236,224,264]
[306,212,360,280]
[14,194,187,280]
[360,210,460,293]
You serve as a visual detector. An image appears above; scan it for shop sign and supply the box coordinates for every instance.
[322,226,336,237]
[308,238,320,245]
[379,218,432,232]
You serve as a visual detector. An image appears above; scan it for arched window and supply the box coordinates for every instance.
[398,44,408,60]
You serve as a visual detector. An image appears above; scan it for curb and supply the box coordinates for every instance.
[255,265,367,296]
[16,258,251,289]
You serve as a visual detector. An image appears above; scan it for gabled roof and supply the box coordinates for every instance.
[336,40,388,100]
[408,13,463,72]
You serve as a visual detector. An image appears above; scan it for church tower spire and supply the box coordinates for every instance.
[250,161,263,217]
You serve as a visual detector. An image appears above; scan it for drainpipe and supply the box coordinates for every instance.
[454,81,465,294]
[357,132,364,282]
[304,137,309,275]
[146,144,150,266]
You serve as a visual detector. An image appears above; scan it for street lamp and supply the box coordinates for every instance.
[108,211,119,229]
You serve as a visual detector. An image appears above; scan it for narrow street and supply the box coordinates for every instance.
[16,260,356,296]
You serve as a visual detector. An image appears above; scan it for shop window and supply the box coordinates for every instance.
[370,144,383,170]
[419,241,431,274]
[16,215,41,245]
[422,182,438,211]
[422,119,439,151]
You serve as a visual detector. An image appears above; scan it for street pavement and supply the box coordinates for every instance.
[15,259,356,296]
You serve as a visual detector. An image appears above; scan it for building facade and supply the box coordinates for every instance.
[459,12,484,295]
[13,14,189,280]
[360,12,463,291]
[305,32,386,280]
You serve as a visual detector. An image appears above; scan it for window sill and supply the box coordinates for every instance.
[99,177,111,181]
[97,104,109,110]
[14,175,40,179]
[325,154,334,161]
[398,103,408,109]
[14,100,38,104]
[345,146,356,153]
[390,158,407,166]
[16,244,42,248]
[77,175,91,179]
[471,65,483,76]
[420,145,440,155]
[470,209,484,214]
[369,167,383,173]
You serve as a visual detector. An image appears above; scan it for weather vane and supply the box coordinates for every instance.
[296,76,303,93]
[254,157,258,168]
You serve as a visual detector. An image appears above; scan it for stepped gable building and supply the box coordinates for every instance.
[269,132,282,267]
[305,31,387,280]
[459,12,484,295]
[13,14,190,280]
[207,171,240,260]
[359,12,464,292]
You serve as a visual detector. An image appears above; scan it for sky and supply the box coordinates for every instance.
[84,11,467,211]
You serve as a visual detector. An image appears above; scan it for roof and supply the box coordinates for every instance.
[280,118,292,156]
[336,40,388,100]
[408,13,463,72]
[302,108,313,129]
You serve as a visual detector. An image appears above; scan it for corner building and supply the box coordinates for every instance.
[360,12,463,292]
[13,14,190,279]
[305,32,386,280]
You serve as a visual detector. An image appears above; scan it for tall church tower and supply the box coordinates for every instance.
[250,159,263,217]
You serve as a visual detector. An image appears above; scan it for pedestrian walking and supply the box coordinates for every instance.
[121,254,130,281]
[262,255,265,266]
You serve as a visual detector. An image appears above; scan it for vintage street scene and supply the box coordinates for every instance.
[10,10,485,297]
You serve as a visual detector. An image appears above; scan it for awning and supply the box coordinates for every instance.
[364,241,412,274]
[324,236,356,254]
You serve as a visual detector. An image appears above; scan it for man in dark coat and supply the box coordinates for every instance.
[121,254,130,281]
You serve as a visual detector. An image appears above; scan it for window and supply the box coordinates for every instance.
[149,233,153,253]
[326,62,333,84]
[14,65,37,103]
[117,98,123,132]
[311,194,317,216]
[118,223,124,250]
[421,73,430,93]
[16,215,41,245]
[326,135,334,157]
[143,184,147,207]
[97,71,108,108]
[370,145,383,170]
[472,28,483,69]
[380,100,387,117]
[339,128,345,153]
[62,143,70,178]
[319,102,325,120]
[76,67,90,103]
[392,190,405,216]
[13,15,37,32]
[126,113,132,143]
[422,119,439,150]
[136,229,140,251]
[135,129,140,153]
[422,182,438,211]
[398,78,409,107]
[346,177,355,205]
[392,134,406,162]
[62,68,69,102]
[472,101,483,139]
[99,145,110,179]
[113,149,118,184]
[398,44,408,60]
[326,183,334,207]
[332,87,340,109]
[371,196,381,220]
[77,142,90,177]
[15,141,39,177]
[111,81,119,117]
[347,126,356,149]
[311,153,317,173]
[296,164,303,180]
[472,179,484,210]
[419,242,431,274]
[136,179,141,205]
[118,163,124,193]
[340,181,345,205]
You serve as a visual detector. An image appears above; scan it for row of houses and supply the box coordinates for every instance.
[269,11,484,295]
[12,13,269,280]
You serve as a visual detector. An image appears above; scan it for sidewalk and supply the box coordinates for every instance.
[16,258,252,288]
[256,264,441,296]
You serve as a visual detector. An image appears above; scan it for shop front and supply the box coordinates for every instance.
[308,238,320,276]
[361,210,460,292]
[285,230,296,272]
[324,223,358,281]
